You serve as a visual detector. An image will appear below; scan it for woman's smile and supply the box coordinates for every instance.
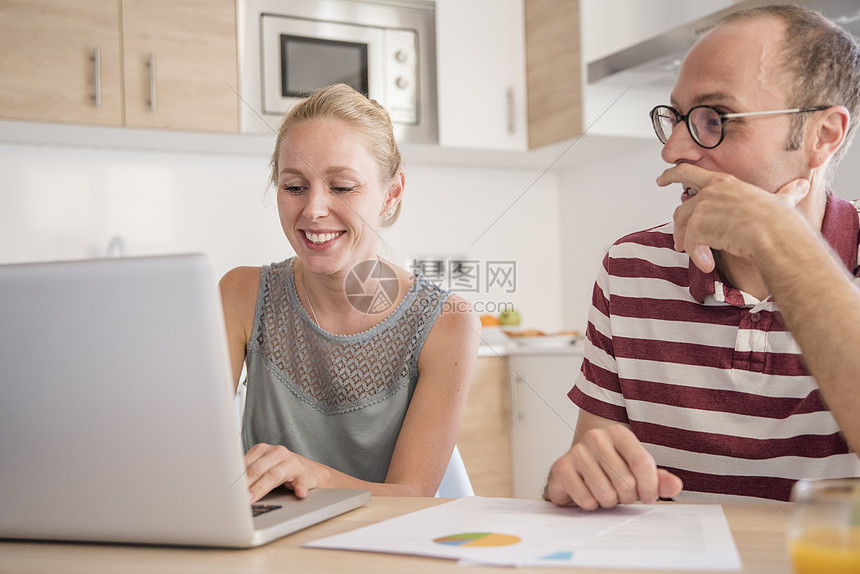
[302,229,345,246]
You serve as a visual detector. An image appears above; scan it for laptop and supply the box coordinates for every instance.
[0,254,370,548]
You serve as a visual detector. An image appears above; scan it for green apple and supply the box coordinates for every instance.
[498,309,521,326]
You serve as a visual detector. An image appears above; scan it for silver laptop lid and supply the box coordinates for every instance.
[0,254,257,546]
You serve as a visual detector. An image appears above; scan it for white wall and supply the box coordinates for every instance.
[557,138,673,331]
[0,143,286,273]
[0,141,565,333]
[385,163,563,332]
[3,124,857,337]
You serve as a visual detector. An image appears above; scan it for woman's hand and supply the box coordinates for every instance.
[244,443,326,502]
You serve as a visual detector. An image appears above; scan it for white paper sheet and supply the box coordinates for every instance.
[305,497,742,570]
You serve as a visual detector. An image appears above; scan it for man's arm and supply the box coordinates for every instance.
[753,209,860,452]
[544,410,683,509]
[662,164,860,452]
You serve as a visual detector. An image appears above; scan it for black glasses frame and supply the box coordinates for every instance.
[649,104,831,149]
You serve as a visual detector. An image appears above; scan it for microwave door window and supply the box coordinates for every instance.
[281,36,369,97]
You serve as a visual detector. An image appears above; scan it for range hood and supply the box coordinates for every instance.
[588,0,860,86]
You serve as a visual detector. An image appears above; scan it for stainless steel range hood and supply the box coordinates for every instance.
[587,0,860,86]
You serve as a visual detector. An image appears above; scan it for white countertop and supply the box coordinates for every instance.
[477,340,585,357]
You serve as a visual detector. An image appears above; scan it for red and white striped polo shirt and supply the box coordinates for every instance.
[570,195,860,503]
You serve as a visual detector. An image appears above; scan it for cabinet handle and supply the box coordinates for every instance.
[93,47,101,108]
[510,375,524,427]
[506,86,516,135]
[148,52,157,112]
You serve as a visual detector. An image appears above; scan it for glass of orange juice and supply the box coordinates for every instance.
[787,478,860,574]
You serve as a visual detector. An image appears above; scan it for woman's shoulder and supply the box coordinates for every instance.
[417,290,479,340]
[436,293,479,328]
[219,266,263,312]
[220,259,293,294]
[220,266,262,292]
[417,291,481,366]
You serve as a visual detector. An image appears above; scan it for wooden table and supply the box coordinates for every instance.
[0,498,794,573]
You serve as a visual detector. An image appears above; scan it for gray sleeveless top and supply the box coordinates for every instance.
[241,258,450,483]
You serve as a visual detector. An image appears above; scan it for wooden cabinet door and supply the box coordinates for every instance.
[457,356,513,497]
[121,0,238,132]
[524,0,582,148]
[0,0,122,125]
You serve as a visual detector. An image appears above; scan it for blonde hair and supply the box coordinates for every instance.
[269,83,403,225]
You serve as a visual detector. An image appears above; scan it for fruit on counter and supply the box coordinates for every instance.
[498,309,521,326]
[479,314,501,327]
[504,329,546,337]
[503,329,581,338]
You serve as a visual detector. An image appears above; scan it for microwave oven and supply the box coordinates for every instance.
[238,0,438,144]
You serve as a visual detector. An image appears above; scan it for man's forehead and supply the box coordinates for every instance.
[669,18,788,110]
[669,92,742,110]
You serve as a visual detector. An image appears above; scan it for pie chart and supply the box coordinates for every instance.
[433,532,521,547]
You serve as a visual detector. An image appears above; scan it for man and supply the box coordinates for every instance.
[545,5,860,508]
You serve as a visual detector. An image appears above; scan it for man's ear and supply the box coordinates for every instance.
[807,105,850,169]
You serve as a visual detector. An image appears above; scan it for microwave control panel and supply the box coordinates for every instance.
[384,29,418,125]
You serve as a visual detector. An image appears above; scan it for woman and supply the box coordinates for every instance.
[220,84,480,502]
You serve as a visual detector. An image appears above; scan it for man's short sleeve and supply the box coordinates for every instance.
[569,252,629,423]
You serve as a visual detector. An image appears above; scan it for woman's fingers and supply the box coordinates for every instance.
[243,443,319,502]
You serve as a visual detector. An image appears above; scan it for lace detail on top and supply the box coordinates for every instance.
[249,258,448,415]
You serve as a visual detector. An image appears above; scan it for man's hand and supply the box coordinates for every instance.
[656,164,811,272]
[545,423,683,510]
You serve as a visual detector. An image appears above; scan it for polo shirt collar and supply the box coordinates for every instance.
[688,194,860,304]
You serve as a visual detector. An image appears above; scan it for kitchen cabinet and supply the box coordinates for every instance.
[121,0,238,132]
[0,0,238,133]
[0,0,123,126]
[456,355,513,497]
[524,0,582,148]
[459,347,582,499]
[435,0,527,150]
[508,349,582,500]
[434,0,581,150]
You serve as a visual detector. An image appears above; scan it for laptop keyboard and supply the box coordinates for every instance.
[252,503,282,517]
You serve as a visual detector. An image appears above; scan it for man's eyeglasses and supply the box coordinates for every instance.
[649,104,830,149]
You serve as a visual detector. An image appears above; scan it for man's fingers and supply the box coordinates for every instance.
[612,435,661,503]
[687,243,716,273]
[581,428,641,506]
[657,469,684,499]
[666,169,717,271]
[774,177,810,208]
[547,457,598,510]
[546,425,677,510]
[656,163,714,190]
